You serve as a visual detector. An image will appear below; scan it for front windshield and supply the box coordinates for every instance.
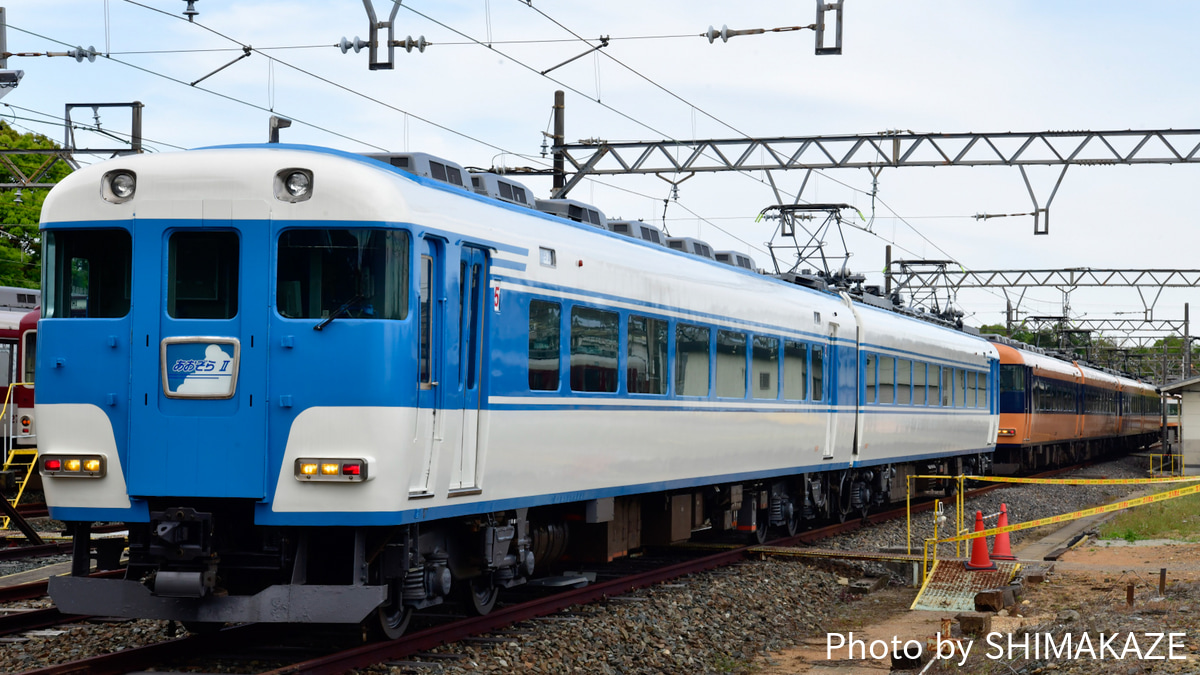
[276,229,410,321]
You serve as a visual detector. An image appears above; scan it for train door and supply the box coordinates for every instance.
[410,238,444,496]
[128,206,270,499]
[822,323,838,459]
[451,247,487,492]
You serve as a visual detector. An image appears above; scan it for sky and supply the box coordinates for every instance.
[5,0,1200,337]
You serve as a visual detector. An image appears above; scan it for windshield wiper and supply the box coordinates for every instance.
[313,293,365,331]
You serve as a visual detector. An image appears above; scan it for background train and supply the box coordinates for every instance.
[0,289,40,460]
[35,145,1160,637]
[990,338,1162,472]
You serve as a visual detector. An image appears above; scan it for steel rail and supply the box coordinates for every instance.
[0,607,79,637]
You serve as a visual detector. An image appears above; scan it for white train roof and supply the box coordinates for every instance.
[40,145,997,365]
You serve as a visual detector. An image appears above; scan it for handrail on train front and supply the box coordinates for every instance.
[0,381,32,463]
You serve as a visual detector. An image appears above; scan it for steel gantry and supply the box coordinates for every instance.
[553,128,1200,234]
[884,264,1200,324]
[881,263,1197,383]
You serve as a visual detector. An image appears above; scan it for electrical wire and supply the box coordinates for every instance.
[106,1,695,208]
[57,2,967,296]
[518,2,754,140]
[9,23,390,151]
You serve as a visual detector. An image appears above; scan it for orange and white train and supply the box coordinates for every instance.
[991,338,1161,472]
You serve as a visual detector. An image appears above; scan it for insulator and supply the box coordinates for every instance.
[69,46,97,63]
[400,36,428,53]
[339,36,367,54]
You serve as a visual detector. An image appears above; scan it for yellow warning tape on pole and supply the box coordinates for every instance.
[962,475,1200,486]
[937,481,1200,544]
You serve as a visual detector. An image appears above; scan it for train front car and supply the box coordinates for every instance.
[37,144,1006,636]
[38,146,490,635]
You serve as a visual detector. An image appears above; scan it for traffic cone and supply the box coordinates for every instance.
[964,510,996,571]
[991,504,1016,561]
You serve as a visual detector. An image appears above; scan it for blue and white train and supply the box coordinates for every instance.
[38,145,998,636]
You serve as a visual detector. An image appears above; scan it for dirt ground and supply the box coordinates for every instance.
[755,541,1200,674]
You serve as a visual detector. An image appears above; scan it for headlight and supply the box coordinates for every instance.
[285,171,310,197]
[101,170,137,203]
[275,168,314,203]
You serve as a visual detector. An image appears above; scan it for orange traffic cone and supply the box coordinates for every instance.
[991,503,1016,561]
[964,510,996,571]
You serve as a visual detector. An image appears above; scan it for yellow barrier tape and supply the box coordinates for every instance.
[962,475,1200,486]
[937,481,1200,544]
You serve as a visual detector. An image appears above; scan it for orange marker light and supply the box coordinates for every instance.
[84,459,102,472]
[321,463,340,476]
[299,463,319,475]
[65,459,82,472]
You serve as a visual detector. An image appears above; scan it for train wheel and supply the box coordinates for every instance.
[784,499,801,537]
[463,576,499,615]
[752,510,771,545]
[371,602,413,640]
[835,471,853,522]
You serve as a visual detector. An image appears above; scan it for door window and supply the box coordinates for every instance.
[169,231,239,319]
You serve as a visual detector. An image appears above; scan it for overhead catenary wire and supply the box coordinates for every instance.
[509,2,987,273]
[125,0,957,272]
[38,2,968,292]
[8,13,682,208]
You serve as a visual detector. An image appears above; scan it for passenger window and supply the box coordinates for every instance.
[929,366,941,407]
[570,306,618,392]
[42,229,132,319]
[941,367,953,406]
[864,354,876,404]
[752,336,778,399]
[276,229,410,320]
[528,300,561,391]
[169,231,239,319]
[897,359,912,405]
[914,361,927,405]
[675,324,711,396]
[715,330,747,398]
[811,346,824,401]
[627,315,668,394]
[783,340,808,400]
[879,355,895,404]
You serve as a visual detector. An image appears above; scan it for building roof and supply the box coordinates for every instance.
[1159,375,1200,394]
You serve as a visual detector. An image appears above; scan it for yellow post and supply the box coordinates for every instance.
[906,475,912,555]
[932,499,941,566]
[956,474,965,558]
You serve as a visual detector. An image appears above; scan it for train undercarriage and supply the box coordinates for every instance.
[55,453,995,638]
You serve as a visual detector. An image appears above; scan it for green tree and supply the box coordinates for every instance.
[0,121,74,288]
